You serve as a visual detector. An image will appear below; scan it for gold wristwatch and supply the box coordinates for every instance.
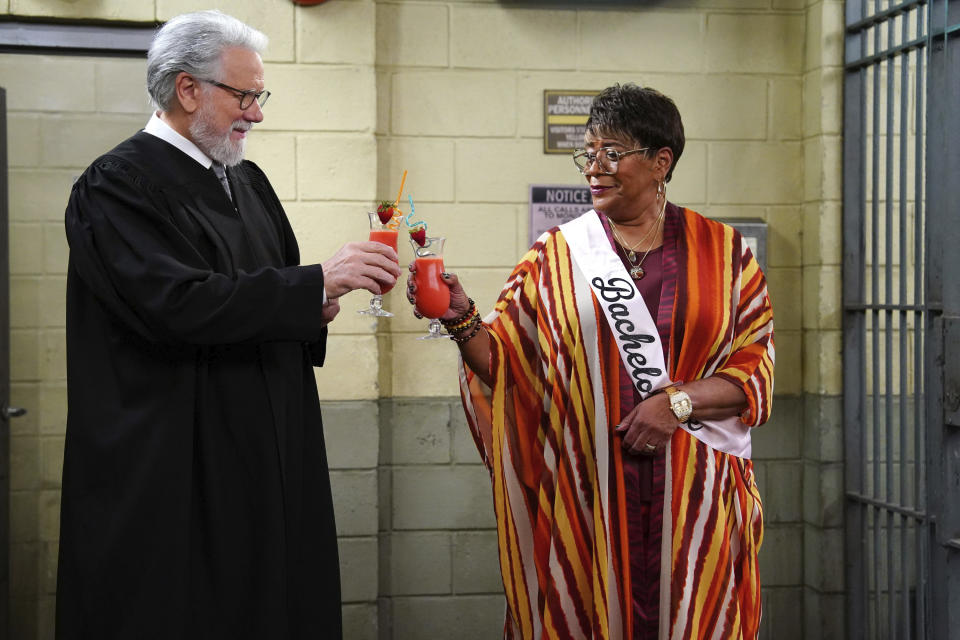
[664,386,693,423]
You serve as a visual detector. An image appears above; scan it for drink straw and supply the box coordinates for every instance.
[387,208,401,230]
[392,170,408,208]
[404,194,427,232]
[385,170,407,230]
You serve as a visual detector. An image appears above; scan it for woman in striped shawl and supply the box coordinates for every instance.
[407,83,774,640]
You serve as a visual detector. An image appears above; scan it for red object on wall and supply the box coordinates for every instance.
[292,0,328,4]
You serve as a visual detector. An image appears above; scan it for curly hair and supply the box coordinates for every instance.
[585,83,685,182]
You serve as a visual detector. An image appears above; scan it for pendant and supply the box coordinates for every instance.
[627,250,637,261]
[630,265,645,279]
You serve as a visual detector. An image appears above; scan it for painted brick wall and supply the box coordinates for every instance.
[0,2,384,636]
[374,1,808,401]
[0,0,847,638]
[800,2,845,639]
[1,51,153,638]
[375,4,811,637]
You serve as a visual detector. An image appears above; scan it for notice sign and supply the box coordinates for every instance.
[543,90,598,154]
[529,184,593,246]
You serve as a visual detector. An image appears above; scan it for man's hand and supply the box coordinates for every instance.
[321,241,401,299]
[321,298,341,326]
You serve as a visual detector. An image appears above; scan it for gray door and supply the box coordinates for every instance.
[843,1,960,638]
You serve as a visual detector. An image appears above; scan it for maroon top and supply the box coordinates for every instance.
[599,212,667,640]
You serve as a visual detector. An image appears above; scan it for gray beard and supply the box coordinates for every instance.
[189,105,249,167]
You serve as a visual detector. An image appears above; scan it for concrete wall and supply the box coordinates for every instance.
[0,0,846,638]
[3,51,154,639]
[800,2,845,639]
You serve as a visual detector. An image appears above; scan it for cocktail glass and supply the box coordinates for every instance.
[358,211,399,317]
[410,236,450,340]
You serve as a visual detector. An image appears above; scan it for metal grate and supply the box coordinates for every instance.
[843,1,931,638]
[845,1,960,638]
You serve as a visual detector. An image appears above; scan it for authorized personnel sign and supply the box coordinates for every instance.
[543,90,599,154]
[528,184,593,246]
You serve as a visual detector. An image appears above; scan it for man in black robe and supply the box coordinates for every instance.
[55,11,399,639]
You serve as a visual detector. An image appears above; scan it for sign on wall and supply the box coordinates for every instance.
[543,90,599,154]
[717,218,768,272]
[528,184,592,246]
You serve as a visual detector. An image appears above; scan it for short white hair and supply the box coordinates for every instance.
[146,10,268,111]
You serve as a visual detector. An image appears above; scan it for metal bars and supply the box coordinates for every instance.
[844,1,932,638]
[924,0,960,635]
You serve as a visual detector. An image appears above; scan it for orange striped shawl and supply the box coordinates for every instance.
[460,208,774,639]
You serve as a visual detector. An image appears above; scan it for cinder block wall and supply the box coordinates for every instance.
[2,51,154,638]
[0,2,383,637]
[800,2,845,639]
[0,1,847,639]
[375,1,812,639]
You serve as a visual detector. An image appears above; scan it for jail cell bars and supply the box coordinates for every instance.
[843,1,931,639]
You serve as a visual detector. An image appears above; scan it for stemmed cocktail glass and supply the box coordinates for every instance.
[410,236,450,339]
[358,210,399,317]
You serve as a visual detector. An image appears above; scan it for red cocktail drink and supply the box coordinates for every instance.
[409,234,448,339]
[369,229,399,294]
[413,255,450,319]
[359,211,399,318]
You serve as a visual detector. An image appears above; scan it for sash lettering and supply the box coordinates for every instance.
[592,277,634,302]
[560,210,753,458]
[590,278,662,393]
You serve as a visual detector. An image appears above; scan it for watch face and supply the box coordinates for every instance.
[670,390,692,421]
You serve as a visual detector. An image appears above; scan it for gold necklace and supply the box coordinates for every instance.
[609,201,666,280]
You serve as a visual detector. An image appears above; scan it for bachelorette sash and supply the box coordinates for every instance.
[559,211,752,458]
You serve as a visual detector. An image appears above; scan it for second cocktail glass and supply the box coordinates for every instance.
[410,236,450,339]
[359,211,399,317]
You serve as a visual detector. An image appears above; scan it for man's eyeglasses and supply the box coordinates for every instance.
[572,146,650,175]
[203,80,271,110]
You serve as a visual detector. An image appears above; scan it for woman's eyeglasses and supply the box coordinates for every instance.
[572,147,649,175]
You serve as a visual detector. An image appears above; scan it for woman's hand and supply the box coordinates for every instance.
[405,263,471,320]
[615,377,749,455]
[615,392,679,456]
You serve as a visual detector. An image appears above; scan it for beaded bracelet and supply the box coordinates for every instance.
[441,306,476,330]
[448,313,479,336]
[450,318,483,344]
[440,298,476,328]
[446,311,479,334]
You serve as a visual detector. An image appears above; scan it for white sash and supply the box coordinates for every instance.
[559,210,751,459]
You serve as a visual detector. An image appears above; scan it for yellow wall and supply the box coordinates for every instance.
[376,0,810,400]
[802,0,844,397]
[2,0,817,403]
[0,0,845,637]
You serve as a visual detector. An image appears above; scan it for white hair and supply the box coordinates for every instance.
[146,10,268,111]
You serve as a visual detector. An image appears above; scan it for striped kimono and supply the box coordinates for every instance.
[460,206,774,639]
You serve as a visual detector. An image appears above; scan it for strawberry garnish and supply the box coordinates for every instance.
[376,201,396,225]
[409,226,427,247]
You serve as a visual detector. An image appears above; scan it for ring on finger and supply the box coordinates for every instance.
[642,442,657,455]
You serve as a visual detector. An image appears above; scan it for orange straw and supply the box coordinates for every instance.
[385,170,408,230]
[392,170,408,208]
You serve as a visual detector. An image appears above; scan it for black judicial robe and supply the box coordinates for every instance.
[57,131,342,639]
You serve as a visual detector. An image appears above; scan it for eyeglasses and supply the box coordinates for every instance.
[204,79,271,110]
[572,146,650,175]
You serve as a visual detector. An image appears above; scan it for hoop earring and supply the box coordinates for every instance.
[657,180,665,201]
